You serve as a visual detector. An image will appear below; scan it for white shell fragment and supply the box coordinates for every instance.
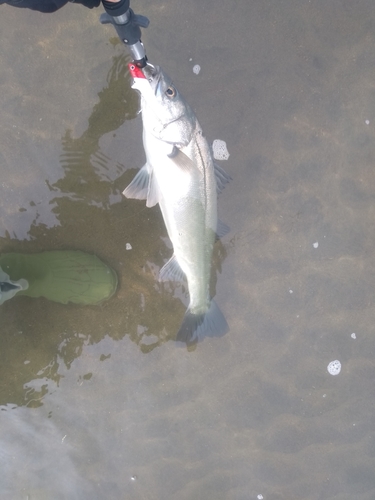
[126,243,132,250]
[365,120,370,125]
[257,495,264,500]
[192,64,201,75]
[327,360,341,376]
[212,139,230,160]
[351,333,356,339]
[313,242,319,249]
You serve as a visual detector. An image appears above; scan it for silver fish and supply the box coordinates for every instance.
[124,63,230,344]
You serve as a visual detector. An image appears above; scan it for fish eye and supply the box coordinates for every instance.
[165,86,176,98]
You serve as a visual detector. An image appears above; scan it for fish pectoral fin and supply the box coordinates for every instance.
[216,219,230,239]
[159,254,185,282]
[145,170,160,207]
[122,164,150,201]
[168,147,197,173]
[122,164,160,207]
[214,162,232,194]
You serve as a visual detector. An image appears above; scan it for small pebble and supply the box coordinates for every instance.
[365,120,370,125]
[212,139,230,160]
[313,242,319,249]
[131,475,137,481]
[193,64,201,75]
[289,289,293,294]
[327,360,341,376]
[351,333,356,339]
[257,495,264,500]
[126,243,132,250]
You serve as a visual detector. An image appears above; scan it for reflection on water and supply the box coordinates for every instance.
[0,405,93,499]
[56,52,138,208]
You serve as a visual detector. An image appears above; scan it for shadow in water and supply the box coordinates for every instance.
[0,50,228,408]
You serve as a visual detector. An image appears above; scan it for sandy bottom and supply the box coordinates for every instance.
[1,1,375,499]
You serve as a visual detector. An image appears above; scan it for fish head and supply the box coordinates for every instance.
[128,63,196,147]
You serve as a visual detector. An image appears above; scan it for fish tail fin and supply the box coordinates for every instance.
[176,300,228,346]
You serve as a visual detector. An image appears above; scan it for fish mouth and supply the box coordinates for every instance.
[142,64,162,97]
[128,63,161,96]
[142,62,157,79]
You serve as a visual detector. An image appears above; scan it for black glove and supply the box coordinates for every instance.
[71,0,100,8]
[4,0,69,12]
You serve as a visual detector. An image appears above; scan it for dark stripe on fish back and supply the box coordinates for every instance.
[196,130,208,212]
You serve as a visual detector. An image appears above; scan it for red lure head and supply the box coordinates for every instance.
[128,63,146,79]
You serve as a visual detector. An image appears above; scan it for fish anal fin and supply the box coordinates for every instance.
[159,255,185,282]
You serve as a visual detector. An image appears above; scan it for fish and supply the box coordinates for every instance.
[124,63,231,345]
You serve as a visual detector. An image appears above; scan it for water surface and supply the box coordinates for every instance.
[1,1,375,499]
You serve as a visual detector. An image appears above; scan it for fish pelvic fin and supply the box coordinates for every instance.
[122,164,159,207]
[176,300,228,347]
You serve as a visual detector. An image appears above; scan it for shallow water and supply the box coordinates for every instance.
[1,1,375,499]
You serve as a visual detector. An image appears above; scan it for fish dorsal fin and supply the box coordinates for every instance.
[214,162,232,194]
[216,219,230,239]
[159,254,185,282]
[122,164,159,207]
[168,147,197,173]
